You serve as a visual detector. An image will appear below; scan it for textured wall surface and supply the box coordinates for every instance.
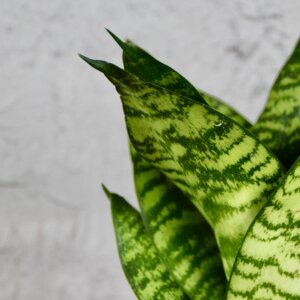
[0,1,299,299]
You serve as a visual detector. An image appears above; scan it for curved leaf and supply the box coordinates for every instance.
[227,156,300,299]
[252,38,300,168]
[81,56,285,278]
[131,145,226,299]
[102,185,188,300]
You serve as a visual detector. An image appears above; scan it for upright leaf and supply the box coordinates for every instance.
[107,30,252,129]
[106,29,206,105]
[102,185,188,300]
[81,56,285,278]
[252,38,300,168]
[131,145,226,299]
[227,156,300,299]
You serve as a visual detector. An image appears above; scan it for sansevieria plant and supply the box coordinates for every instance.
[80,30,300,299]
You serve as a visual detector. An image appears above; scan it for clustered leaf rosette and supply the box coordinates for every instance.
[80,31,300,300]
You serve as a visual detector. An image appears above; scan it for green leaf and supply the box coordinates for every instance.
[107,30,252,129]
[81,56,285,278]
[198,90,252,129]
[102,185,188,300]
[106,29,207,105]
[227,156,300,299]
[130,145,226,299]
[252,38,300,168]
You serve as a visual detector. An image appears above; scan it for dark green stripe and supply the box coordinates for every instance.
[227,156,300,299]
[103,185,188,300]
[252,38,300,168]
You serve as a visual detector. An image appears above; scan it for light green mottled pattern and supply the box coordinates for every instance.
[252,38,300,168]
[81,56,285,278]
[110,31,252,129]
[131,145,226,299]
[102,186,188,300]
[227,156,300,299]
[199,90,252,129]
[107,30,207,105]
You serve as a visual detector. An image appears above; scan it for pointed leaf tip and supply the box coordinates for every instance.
[105,29,125,49]
[78,55,116,76]
[78,53,98,67]
[101,183,112,200]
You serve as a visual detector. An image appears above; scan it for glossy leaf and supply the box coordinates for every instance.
[227,156,300,299]
[81,56,285,278]
[131,145,226,299]
[102,185,188,300]
[252,38,300,168]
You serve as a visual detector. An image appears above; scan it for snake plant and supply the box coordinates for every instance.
[80,31,300,299]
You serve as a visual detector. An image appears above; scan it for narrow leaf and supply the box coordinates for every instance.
[106,29,207,105]
[108,30,252,129]
[131,145,226,299]
[82,56,285,278]
[227,156,300,299]
[103,185,188,300]
[252,38,300,168]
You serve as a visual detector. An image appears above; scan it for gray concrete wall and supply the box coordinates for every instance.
[0,0,299,299]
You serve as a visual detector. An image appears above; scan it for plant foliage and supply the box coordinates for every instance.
[80,31,300,299]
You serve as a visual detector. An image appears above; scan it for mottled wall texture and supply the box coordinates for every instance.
[0,0,299,299]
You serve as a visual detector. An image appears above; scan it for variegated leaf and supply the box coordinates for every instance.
[106,29,206,105]
[131,145,226,299]
[108,30,252,130]
[227,156,300,299]
[80,56,285,278]
[252,38,300,168]
[102,185,188,300]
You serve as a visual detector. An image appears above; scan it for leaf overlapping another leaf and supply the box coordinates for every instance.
[131,145,226,299]
[199,90,252,129]
[103,185,189,300]
[227,156,300,299]
[252,38,300,168]
[80,55,285,278]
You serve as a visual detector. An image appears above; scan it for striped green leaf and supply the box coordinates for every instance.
[102,185,188,300]
[106,29,206,105]
[227,156,300,299]
[131,145,226,299]
[252,38,300,168]
[108,30,252,129]
[80,55,285,278]
[199,90,252,129]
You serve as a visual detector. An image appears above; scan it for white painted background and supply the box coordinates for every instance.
[0,1,299,299]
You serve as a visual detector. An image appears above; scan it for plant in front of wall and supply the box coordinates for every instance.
[80,31,300,299]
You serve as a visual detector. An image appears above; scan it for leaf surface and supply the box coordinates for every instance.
[103,185,188,300]
[252,38,300,168]
[108,30,252,129]
[81,56,285,278]
[227,156,300,299]
[199,90,252,129]
[106,29,206,105]
[131,145,226,299]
